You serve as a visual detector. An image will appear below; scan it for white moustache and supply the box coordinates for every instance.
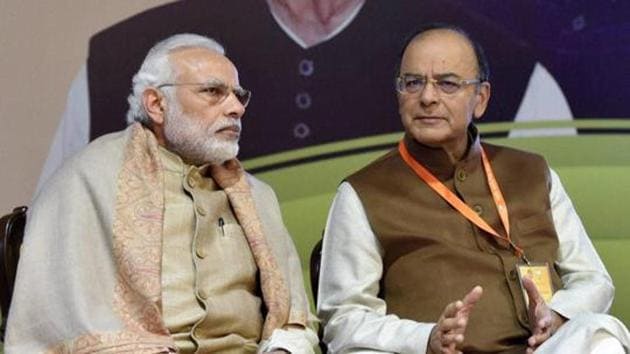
[212,119,242,134]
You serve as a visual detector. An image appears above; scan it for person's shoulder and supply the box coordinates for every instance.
[245,172,276,198]
[244,173,286,218]
[73,129,129,165]
[481,141,543,157]
[33,129,129,202]
[48,129,128,181]
[347,147,400,181]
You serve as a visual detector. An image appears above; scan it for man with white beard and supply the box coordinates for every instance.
[5,34,318,354]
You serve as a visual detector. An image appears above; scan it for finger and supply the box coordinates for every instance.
[522,277,544,305]
[528,334,537,347]
[442,300,464,319]
[537,316,552,331]
[530,317,550,336]
[445,342,457,354]
[440,316,467,332]
[528,329,551,347]
[462,285,483,306]
[535,329,552,343]
[530,316,548,335]
[458,286,483,316]
[441,332,465,345]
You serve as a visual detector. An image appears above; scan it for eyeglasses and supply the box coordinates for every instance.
[157,79,252,107]
[395,74,482,95]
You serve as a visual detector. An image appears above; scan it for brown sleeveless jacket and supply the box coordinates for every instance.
[347,131,563,353]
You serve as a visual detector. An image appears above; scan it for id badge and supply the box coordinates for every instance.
[516,262,554,306]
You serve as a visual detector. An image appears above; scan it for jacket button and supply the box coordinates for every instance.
[473,204,483,215]
[196,246,207,259]
[456,169,467,182]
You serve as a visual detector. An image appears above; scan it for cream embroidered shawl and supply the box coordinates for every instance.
[5,124,310,353]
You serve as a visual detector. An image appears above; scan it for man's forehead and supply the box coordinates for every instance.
[401,29,478,74]
[170,47,239,82]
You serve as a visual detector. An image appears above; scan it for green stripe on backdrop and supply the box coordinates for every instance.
[243,119,630,170]
[244,119,630,321]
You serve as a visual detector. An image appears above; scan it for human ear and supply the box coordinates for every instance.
[142,88,166,125]
[473,82,491,119]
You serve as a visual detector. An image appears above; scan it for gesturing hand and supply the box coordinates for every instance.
[522,277,566,354]
[427,286,483,354]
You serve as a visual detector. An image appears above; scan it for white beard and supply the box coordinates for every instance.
[163,100,240,166]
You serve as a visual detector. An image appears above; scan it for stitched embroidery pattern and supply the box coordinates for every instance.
[111,124,167,335]
[46,331,174,354]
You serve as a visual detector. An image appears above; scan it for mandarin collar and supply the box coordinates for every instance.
[402,124,482,180]
[158,146,211,176]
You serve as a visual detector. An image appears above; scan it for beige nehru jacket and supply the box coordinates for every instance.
[160,147,262,354]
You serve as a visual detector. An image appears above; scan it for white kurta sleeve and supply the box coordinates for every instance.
[317,182,434,354]
[547,169,615,318]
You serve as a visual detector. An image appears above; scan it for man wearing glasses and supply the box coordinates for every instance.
[317,24,629,353]
[5,34,317,354]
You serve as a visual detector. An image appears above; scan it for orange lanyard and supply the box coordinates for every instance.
[398,140,529,263]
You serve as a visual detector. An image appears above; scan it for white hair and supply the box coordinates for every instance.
[125,33,225,125]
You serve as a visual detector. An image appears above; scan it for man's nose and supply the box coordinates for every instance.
[419,81,439,107]
[224,91,245,118]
